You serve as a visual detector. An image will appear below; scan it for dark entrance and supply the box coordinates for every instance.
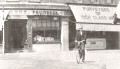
[69,17,76,50]
[106,32,119,49]
[5,20,27,53]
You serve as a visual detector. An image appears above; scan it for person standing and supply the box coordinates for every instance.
[75,26,87,63]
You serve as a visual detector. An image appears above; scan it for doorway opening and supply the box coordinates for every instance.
[5,20,27,53]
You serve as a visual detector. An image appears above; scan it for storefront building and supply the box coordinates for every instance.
[0,0,120,53]
[0,2,72,53]
[68,0,120,50]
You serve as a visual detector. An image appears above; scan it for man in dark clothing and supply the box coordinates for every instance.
[75,26,87,63]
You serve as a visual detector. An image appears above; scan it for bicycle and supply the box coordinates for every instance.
[75,40,85,64]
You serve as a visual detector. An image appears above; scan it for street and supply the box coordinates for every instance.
[0,50,120,69]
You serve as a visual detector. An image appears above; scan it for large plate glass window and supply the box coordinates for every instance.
[32,16,61,43]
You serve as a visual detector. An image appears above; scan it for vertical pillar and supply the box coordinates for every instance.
[26,19,32,51]
[118,32,120,49]
[61,17,69,51]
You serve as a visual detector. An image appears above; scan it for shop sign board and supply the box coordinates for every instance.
[9,10,70,16]
[70,5,116,24]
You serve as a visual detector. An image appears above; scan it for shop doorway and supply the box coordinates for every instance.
[5,20,27,53]
[106,32,119,49]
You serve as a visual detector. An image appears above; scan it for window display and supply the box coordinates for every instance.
[32,16,61,43]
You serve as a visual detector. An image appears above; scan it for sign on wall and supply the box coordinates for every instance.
[9,10,70,16]
[70,5,116,24]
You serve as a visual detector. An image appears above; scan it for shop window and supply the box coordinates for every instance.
[32,17,61,44]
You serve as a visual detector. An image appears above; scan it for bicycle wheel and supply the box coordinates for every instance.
[76,52,81,64]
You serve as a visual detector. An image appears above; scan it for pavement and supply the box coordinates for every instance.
[86,50,120,69]
[0,59,104,69]
[0,50,120,69]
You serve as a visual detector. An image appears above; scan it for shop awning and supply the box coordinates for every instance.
[0,10,9,31]
[76,23,120,32]
[69,5,115,24]
[69,5,120,32]
[8,15,28,19]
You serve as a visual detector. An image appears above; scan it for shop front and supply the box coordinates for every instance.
[69,4,120,50]
[2,8,72,53]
